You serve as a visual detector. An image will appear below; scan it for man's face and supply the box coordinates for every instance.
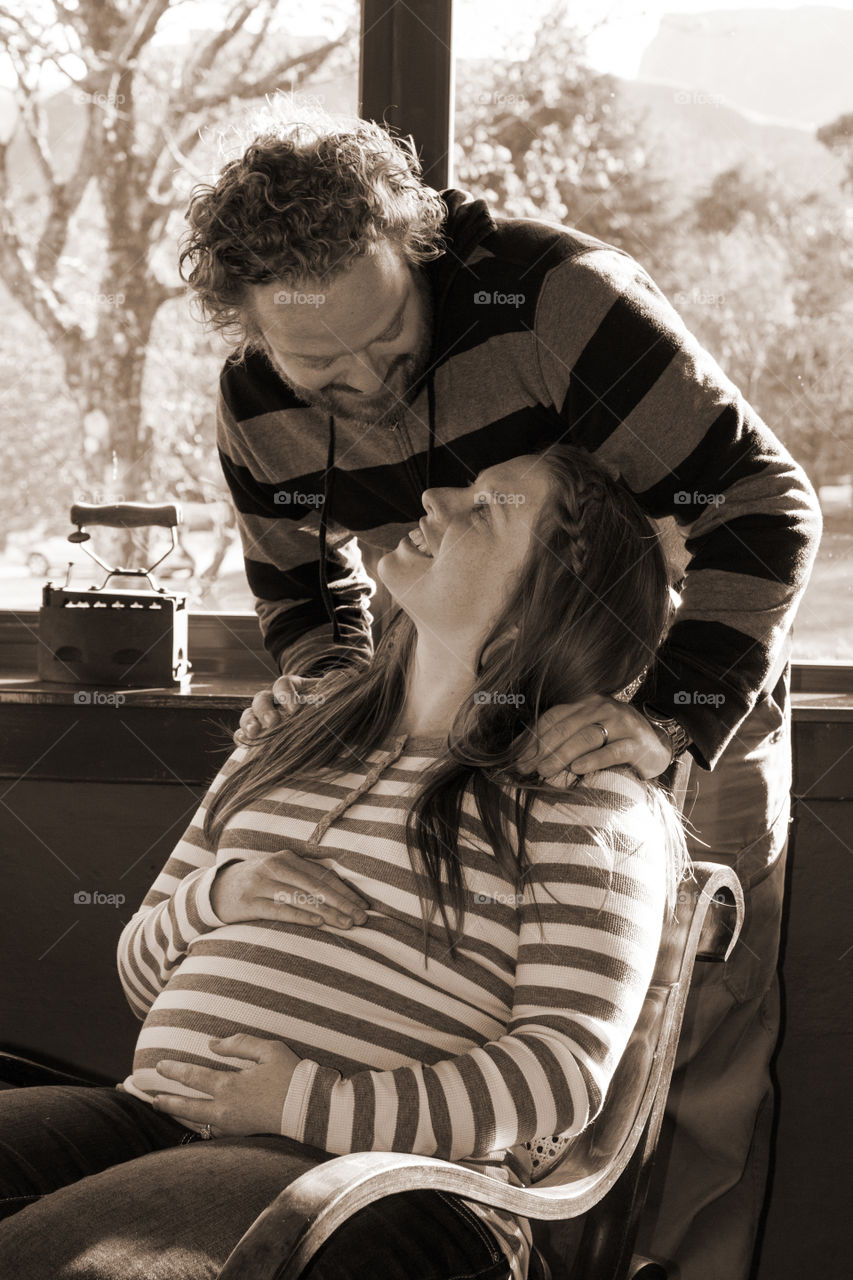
[247,241,434,429]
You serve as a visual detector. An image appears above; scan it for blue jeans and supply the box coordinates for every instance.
[0,1085,510,1280]
[634,667,794,1280]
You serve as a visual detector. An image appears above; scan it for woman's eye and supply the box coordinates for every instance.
[473,501,490,522]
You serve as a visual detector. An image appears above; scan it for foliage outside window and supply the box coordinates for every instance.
[0,0,849,665]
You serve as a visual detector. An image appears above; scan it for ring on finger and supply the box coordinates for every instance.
[591,721,608,748]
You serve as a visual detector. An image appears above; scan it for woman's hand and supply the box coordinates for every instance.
[234,674,323,746]
[516,693,675,780]
[152,1034,302,1137]
[210,849,371,929]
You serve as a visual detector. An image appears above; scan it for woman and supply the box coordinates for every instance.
[0,445,689,1280]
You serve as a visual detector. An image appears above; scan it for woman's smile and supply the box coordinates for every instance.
[406,528,433,558]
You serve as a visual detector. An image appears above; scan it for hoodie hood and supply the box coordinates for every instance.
[319,189,497,642]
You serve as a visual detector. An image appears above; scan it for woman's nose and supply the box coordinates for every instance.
[422,487,462,522]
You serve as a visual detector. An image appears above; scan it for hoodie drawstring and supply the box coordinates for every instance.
[319,414,340,643]
[319,362,437,637]
[426,368,435,490]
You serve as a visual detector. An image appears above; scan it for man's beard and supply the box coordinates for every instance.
[261,271,434,429]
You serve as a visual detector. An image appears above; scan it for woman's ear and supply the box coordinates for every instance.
[480,622,521,666]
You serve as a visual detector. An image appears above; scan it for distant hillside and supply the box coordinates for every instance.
[618,77,846,202]
[639,7,853,128]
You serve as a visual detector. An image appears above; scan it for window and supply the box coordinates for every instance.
[452,0,853,663]
[0,0,360,616]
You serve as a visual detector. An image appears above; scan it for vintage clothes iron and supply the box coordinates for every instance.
[37,502,190,688]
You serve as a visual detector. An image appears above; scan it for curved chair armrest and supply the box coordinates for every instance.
[689,861,745,964]
[217,861,745,1280]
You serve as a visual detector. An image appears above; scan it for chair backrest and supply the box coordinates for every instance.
[532,755,739,1192]
[533,858,742,1190]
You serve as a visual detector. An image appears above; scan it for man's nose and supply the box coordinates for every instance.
[340,351,387,395]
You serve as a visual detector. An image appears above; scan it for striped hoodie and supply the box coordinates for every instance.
[117,733,668,1278]
[216,188,821,773]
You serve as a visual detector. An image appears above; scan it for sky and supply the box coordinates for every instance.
[2,1,853,91]
[453,0,853,76]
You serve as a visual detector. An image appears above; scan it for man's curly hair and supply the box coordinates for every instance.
[178,115,448,362]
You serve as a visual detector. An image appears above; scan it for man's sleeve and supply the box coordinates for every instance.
[216,378,375,677]
[534,249,823,770]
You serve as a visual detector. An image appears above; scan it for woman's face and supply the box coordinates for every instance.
[378,454,554,655]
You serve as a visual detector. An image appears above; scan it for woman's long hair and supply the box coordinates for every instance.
[204,444,690,955]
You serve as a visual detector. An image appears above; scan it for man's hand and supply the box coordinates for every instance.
[234,674,323,746]
[516,693,674,781]
[152,1034,302,1137]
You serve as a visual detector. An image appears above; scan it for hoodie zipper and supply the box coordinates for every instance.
[389,416,427,506]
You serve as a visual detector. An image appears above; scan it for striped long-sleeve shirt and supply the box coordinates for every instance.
[217,188,821,772]
[116,732,668,1278]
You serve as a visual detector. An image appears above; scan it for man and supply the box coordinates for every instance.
[179,116,821,1279]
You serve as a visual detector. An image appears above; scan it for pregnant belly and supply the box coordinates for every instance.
[122,921,497,1103]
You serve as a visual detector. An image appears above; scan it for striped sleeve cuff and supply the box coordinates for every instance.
[281,1058,335,1140]
[173,858,242,940]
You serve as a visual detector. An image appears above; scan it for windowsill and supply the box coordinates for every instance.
[0,674,265,708]
[0,611,851,712]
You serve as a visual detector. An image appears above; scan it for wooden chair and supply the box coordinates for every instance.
[215,761,744,1280]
